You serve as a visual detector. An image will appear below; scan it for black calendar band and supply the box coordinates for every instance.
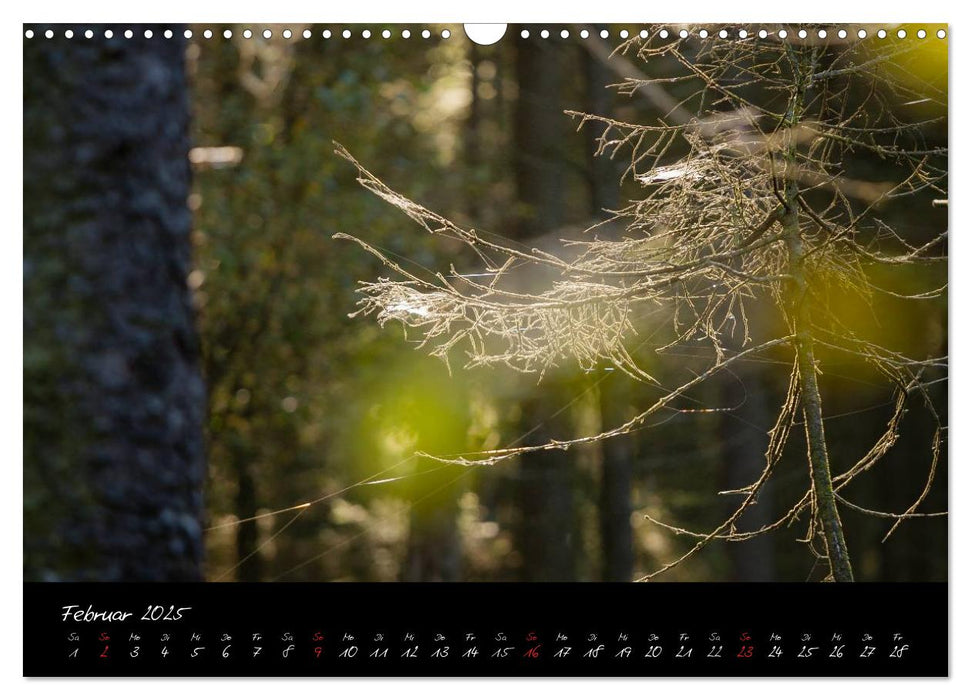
[24,582,947,677]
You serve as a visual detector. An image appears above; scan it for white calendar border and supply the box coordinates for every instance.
[3,1,964,698]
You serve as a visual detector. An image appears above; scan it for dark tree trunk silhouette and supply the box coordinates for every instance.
[514,37,567,232]
[517,394,577,581]
[513,35,576,581]
[717,351,776,581]
[403,486,462,582]
[465,41,482,220]
[583,36,620,219]
[584,39,634,581]
[401,434,465,581]
[231,430,261,582]
[597,380,635,581]
[24,26,206,581]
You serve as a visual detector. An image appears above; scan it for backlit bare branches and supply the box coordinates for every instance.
[336,26,947,582]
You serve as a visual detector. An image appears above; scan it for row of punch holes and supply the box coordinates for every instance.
[24,26,948,41]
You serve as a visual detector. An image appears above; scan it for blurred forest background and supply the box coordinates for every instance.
[188,24,946,583]
[24,24,947,582]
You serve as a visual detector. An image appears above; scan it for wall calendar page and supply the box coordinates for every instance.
[22,19,950,681]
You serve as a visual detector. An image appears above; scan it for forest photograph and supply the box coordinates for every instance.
[23,23,948,585]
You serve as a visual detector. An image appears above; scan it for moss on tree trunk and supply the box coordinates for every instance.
[24,25,206,581]
[782,183,854,583]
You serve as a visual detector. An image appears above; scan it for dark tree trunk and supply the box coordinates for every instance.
[717,356,776,581]
[583,41,634,581]
[403,477,463,582]
[24,26,206,581]
[401,363,467,582]
[583,35,620,218]
[514,37,566,230]
[465,42,482,220]
[231,434,261,582]
[512,35,576,582]
[518,395,576,582]
[598,380,635,581]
